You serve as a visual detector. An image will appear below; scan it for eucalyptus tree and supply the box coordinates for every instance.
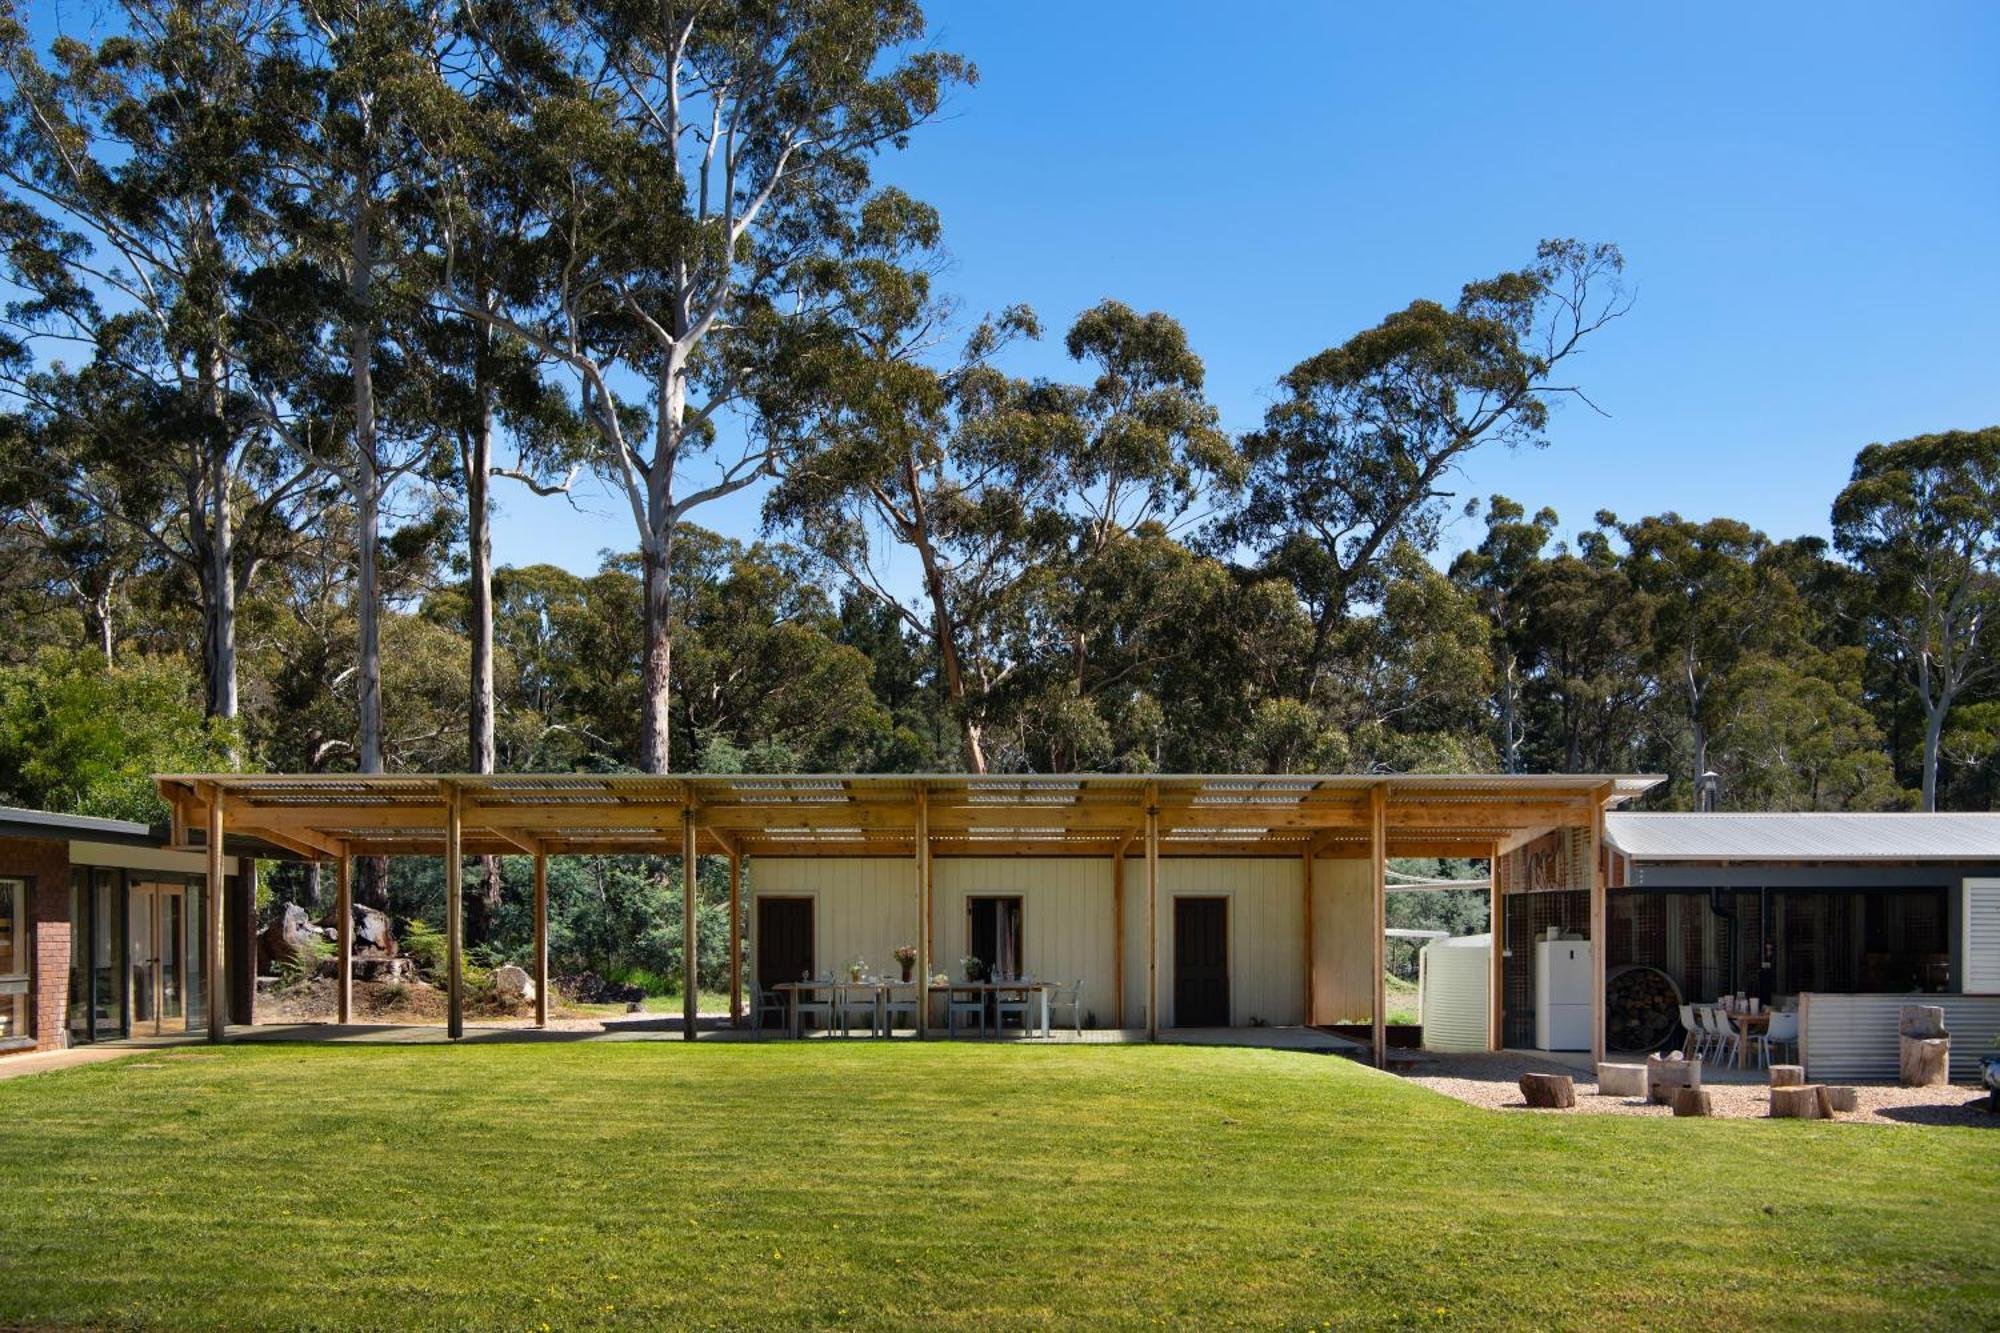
[1611,512,1799,804]
[434,0,969,774]
[251,0,457,794]
[1226,239,1628,698]
[0,0,332,726]
[1833,427,2000,809]
[1449,496,1560,772]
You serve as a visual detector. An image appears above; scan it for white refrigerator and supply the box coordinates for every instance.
[1534,939,1593,1051]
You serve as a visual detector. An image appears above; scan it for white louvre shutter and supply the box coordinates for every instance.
[1966,879,2000,994]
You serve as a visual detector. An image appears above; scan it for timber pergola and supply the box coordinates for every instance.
[157,772,1661,1064]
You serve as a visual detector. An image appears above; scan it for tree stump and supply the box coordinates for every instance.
[1596,1062,1648,1098]
[1824,1085,1858,1113]
[1770,1084,1825,1119]
[1520,1072,1576,1108]
[1769,1064,1805,1088]
[1672,1087,1714,1117]
[1647,1054,1701,1105]
[1900,1037,1949,1088]
[1899,1004,1948,1039]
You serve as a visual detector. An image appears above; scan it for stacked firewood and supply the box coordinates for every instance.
[1606,966,1681,1053]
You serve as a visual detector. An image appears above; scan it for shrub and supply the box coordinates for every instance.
[276,936,333,992]
[401,918,447,982]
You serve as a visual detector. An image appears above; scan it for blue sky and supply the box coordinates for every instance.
[494,2,2000,576]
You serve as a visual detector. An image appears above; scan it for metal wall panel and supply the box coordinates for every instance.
[1800,991,2000,1082]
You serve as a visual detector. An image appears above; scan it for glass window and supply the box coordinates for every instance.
[69,873,88,1037]
[93,870,121,1038]
[0,877,27,1042]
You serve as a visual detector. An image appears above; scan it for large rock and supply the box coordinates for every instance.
[349,904,397,957]
[258,902,331,973]
[492,964,536,1006]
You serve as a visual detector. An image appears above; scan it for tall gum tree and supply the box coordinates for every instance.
[1834,427,2000,810]
[436,0,968,773]
[1225,239,1628,701]
[0,0,329,731]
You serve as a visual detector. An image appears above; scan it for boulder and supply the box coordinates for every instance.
[492,964,536,1006]
[258,902,330,973]
[353,957,419,984]
[348,904,397,957]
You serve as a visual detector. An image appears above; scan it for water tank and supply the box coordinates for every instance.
[1418,933,1491,1053]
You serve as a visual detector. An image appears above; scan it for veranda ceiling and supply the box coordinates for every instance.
[155,772,1663,862]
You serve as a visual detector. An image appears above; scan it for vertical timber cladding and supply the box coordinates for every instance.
[1499,828,1591,1050]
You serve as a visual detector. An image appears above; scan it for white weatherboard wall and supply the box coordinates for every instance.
[934,858,1115,1025]
[1800,992,2000,1082]
[747,857,915,983]
[753,853,1357,1029]
[1122,857,1315,1030]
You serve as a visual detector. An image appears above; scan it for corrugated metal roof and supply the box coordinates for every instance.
[1606,812,2000,862]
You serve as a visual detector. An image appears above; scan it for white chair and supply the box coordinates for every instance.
[835,981,880,1037]
[881,983,921,1034]
[947,986,987,1036]
[1048,979,1085,1035]
[1758,1011,1799,1066]
[1677,1003,1702,1059]
[994,976,1039,1035]
[1700,1006,1737,1067]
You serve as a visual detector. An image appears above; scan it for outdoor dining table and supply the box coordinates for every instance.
[1723,1006,1770,1069]
[929,979,1056,1038]
[771,979,921,1038]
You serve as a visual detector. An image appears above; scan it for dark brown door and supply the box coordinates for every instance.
[756,897,814,995]
[1174,897,1230,1026]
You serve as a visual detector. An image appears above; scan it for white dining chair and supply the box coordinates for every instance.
[947,986,987,1037]
[1759,1010,1799,1066]
[1048,979,1085,1035]
[1678,1003,1701,1058]
[1700,1006,1736,1067]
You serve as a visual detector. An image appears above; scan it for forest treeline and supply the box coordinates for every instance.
[0,0,1996,848]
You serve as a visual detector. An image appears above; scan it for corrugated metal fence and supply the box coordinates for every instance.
[1800,992,2000,1082]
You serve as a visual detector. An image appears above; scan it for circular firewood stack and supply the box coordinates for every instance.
[1520,1072,1576,1109]
[1606,965,1682,1054]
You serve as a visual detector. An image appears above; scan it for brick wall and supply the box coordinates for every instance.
[0,836,72,1053]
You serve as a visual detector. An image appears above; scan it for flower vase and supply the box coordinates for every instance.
[900,960,914,983]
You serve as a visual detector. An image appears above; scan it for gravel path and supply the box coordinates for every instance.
[1400,1051,1998,1128]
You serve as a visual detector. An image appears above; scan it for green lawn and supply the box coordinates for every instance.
[0,1044,1993,1329]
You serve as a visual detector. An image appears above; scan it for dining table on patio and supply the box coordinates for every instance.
[771,978,919,1038]
[929,979,1057,1038]
[1722,1005,1770,1069]
[769,978,1058,1037]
